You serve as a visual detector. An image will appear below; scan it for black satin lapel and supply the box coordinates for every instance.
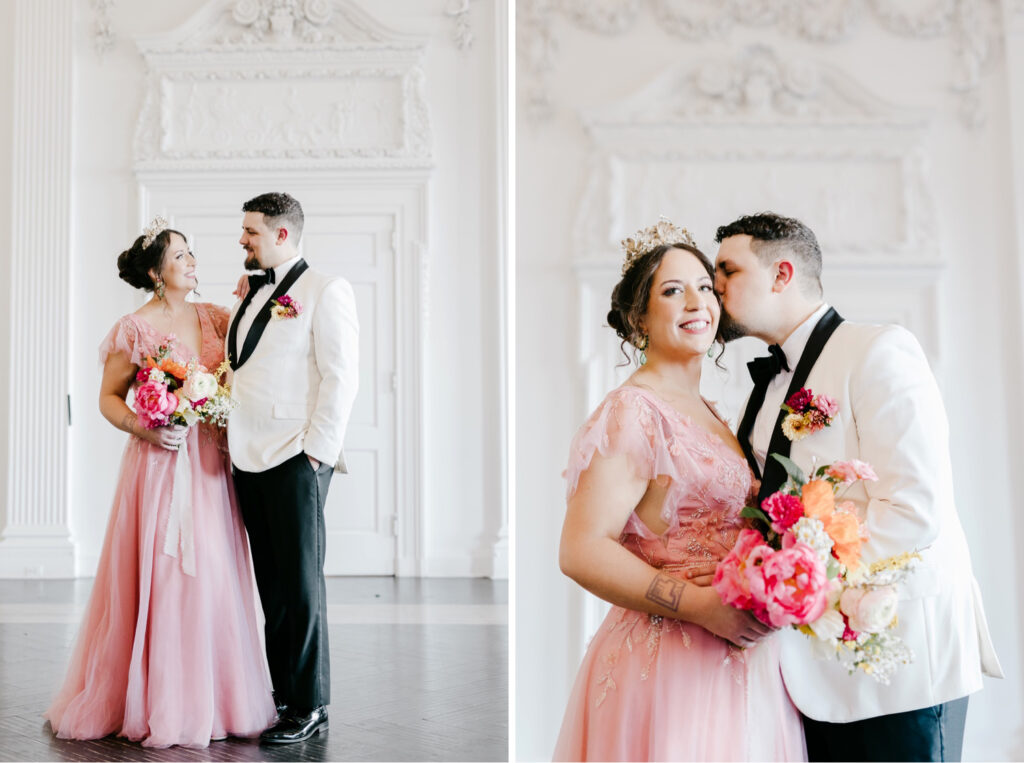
[757,308,845,502]
[736,381,765,481]
[234,259,309,371]
[227,291,257,370]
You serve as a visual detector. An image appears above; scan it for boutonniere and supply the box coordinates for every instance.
[270,294,303,321]
[780,387,838,441]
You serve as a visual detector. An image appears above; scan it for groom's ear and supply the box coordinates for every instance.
[275,226,289,245]
[771,260,795,293]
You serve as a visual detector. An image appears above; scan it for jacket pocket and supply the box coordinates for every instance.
[272,402,315,420]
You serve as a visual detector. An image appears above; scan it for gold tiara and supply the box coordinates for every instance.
[620,217,696,275]
[141,215,169,248]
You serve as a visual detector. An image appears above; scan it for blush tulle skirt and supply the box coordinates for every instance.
[44,429,276,748]
[553,606,807,762]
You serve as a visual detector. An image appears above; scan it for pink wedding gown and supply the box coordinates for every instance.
[44,303,276,748]
[553,386,806,762]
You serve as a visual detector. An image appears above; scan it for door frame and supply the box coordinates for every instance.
[137,169,430,576]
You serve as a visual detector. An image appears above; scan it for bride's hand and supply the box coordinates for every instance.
[693,588,774,648]
[137,423,189,451]
[232,274,250,299]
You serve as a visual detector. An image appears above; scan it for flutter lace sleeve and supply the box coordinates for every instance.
[564,387,690,500]
[98,315,145,367]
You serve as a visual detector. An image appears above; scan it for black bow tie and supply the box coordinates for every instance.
[247,269,276,291]
[747,344,790,386]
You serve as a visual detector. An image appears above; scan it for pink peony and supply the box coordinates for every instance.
[134,379,177,429]
[786,388,814,412]
[762,492,805,533]
[827,459,878,484]
[758,542,829,627]
[813,394,839,418]
[713,529,773,611]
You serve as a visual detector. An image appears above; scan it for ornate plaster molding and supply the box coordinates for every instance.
[92,0,116,55]
[445,0,476,51]
[520,0,1002,127]
[573,46,939,262]
[132,0,433,169]
[136,0,420,51]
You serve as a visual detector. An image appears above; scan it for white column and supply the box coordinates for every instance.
[490,0,510,579]
[0,0,74,577]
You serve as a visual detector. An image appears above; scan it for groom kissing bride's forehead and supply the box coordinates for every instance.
[712,212,1001,762]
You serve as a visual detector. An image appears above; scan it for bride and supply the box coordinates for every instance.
[553,221,806,761]
[44,219,276,747]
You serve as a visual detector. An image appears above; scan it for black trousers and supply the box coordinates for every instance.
[803,696,969,762]
[234,452,333,712]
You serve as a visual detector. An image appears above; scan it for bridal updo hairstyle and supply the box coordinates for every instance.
[117,228,185,292]
[608,242,724,365]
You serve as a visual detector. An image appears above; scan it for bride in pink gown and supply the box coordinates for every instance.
[554,224,806,761]
[44,221,276,748]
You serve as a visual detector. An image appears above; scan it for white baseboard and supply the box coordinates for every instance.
[75,553,100,578]
[419,553,499,578]
[0,538,75,578]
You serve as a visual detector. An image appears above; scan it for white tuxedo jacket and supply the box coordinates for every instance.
[226,264,359,474]
[744,320,1001,722]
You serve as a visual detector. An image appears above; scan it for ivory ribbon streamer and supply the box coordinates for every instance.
[163,436,196,576]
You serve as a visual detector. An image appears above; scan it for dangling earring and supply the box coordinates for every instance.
[636,333,649,365]
[155,277,165,300]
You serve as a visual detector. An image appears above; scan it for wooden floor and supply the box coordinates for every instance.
[0,577,508,762]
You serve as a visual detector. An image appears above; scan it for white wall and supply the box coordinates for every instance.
[516,4,1024,760]
[0,0,507,579]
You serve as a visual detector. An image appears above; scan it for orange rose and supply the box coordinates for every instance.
[801,480,835,520]
[822,511,861,568]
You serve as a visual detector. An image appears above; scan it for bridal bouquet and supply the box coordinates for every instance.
[133,335,235,430]
[713,454,920,683]
[131,335,236,578]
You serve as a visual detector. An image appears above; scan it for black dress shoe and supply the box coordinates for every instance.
[260,706,328,744]
[275,703,289,717]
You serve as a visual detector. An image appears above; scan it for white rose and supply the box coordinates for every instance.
[807,607,845,641]
[183,371,218,402]
[839,586,898,634]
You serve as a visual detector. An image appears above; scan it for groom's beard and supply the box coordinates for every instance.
[718,310,753,343]
[243,251,261,271]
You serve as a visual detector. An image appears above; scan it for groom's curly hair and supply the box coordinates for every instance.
[243,192,305,243]
[715,212,823,297]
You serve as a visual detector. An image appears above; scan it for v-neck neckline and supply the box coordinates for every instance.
[130,303,204,361]
[620,384,748,465]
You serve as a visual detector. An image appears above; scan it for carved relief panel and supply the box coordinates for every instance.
[133,0,432,169]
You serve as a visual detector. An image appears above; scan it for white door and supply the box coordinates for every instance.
[146,184,398,574]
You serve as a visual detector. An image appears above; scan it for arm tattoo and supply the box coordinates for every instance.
[121,413,136,436]
[645,573,686,611]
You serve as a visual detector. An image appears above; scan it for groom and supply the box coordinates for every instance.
[712,212,1001,761]
[227,192,359,744]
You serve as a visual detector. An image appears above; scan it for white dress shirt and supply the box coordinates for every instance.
[234,255,302,345]
[750,302,830,471]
